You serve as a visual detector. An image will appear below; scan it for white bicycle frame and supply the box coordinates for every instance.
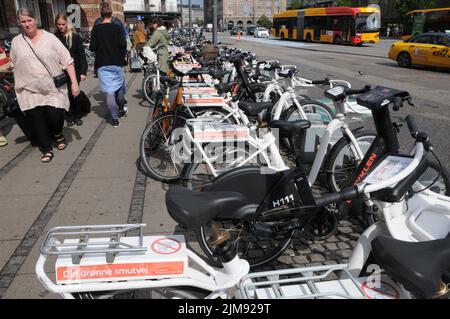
[38,141,450,299]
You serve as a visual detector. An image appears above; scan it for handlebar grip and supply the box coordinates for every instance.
[311,78,329,85]
[315,187,359,208]
[406,115,419,136]
[345,85,371,96]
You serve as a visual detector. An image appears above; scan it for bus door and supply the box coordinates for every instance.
[342,17,353,42]
[297,11,305,41]
[314,26,321,41]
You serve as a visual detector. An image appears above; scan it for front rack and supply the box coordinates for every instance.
[238,264,366,299]
[40,224,147,264]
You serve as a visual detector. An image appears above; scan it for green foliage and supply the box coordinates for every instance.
[395,0,438,20]
[289,0,301,9]
[258,14,273,29]
[335,0,356,6]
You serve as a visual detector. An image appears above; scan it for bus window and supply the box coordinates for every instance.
[355,13,380,32]
[424,10,450,33]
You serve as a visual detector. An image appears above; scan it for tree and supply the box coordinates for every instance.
[258,14,273,29]
[289,0,301,9]
[335,0,356,6]
[395,0,438,21]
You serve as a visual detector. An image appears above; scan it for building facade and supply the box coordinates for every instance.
[0,0,125,34]
[180,4,204,26]
[205,0,287,30]
[123,0,181,28]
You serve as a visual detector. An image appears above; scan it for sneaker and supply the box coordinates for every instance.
[119,107,128,119]
[112,119,120,127]
[67,120,76,127]
[76,119,83,126]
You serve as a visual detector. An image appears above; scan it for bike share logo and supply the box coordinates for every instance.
[170,126,282,175]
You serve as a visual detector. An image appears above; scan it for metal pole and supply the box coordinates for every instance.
[213,0,218,45]
[189,0,192,37]
[180,0,183,30]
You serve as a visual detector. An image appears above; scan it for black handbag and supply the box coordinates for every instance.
[75,90,91,115]
[4,95,21,117]
[23,34,68,88]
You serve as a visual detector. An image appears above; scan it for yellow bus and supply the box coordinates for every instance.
[272,6,380,45]
[402,7,450,40]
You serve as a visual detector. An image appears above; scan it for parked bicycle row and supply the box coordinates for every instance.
[35,35,450,299]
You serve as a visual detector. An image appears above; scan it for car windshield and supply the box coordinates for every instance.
[257,28,267,31]
[355,12,380,32]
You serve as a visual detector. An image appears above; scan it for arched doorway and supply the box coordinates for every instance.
[237,21,243,28]
[247,20,253,25]
[227,20,234,30]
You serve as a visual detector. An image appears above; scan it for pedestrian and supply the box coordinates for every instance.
[133,22,147,52]
[147,18,169,75]
[54,13,88,127]
[387,26,391,38]
[10,8,80,163]
[89,1,127,128]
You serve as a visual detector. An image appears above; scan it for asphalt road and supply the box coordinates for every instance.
[219,33,450,164]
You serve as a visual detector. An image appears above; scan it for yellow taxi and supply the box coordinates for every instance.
[388,33,450,68]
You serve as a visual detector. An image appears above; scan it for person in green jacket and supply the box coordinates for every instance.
[147,18,169,74]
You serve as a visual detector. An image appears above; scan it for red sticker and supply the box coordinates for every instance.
[361,280,400,299]
[151,238,182,255]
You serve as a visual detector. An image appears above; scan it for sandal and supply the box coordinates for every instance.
[0,136,7,147]
[55,134,67,151]
[41,152,54,163]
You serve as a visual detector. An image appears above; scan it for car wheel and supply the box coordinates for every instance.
[333,36,342,44]
[397,52,411,68]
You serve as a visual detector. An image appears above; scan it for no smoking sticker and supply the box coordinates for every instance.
[151,238,182,255]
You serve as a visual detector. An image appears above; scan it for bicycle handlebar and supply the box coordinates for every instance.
[406,114,419,137]
[315,187,359,208]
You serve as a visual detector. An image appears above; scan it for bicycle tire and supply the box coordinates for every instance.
[413,160,450,196]
[72,286,210,299]
[140,111,192,182]
[283,99,334,124]
[142,74,159,106]
[196,221,294,269]
[323,130,376,192]
[192,107,238,124]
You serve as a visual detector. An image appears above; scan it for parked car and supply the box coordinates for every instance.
[230,27,244,36]
[247,25,256,36]
[388,32,450,69]
[254,27,269,38]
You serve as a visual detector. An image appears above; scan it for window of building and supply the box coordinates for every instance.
[17,0,42,26]
[53,0,67,18]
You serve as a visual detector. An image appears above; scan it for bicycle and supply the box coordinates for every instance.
[36,109,450,298]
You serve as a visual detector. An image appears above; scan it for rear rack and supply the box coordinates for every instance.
[238,264,366,299]
[40,224,147,264]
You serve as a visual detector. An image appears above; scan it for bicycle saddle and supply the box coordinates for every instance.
[209,70,230,81]
[372,236,450,298]
[277,69,295,79]
[264,63,281,71]
[214,82,235,94]
[269,120,311,137]
[166,186,248,229]
[238,102,273,117]
[186,68,211,77]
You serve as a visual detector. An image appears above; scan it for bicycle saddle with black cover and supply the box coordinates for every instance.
[269,120,311,138]
[238,101,273,116]
[372,236,450,298]
[165,186,248,229]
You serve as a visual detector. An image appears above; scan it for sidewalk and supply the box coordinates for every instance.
[0,71,179,298]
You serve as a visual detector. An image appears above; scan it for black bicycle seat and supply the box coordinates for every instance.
[238,102,273,117]
[264,63,281,71]
[269,120,311,137]
[372,236,450,298]
[209,70,230,80]
[277,69,295,79]
[186,68,210,77]
[214,82,235,94]
[165,186,248,229]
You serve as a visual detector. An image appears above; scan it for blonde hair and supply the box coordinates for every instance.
[55,13,75,49]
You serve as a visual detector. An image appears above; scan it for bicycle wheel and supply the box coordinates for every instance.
[196,219,295,268]
[324,130,376,192]
[283,99,334,124]
[140,111,191,182]
[413,160,450,196]
[72,286,209,299]
[142,74,159,106]
[182,145,258,191]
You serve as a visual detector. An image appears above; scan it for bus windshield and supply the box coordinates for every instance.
[355,13,380,32]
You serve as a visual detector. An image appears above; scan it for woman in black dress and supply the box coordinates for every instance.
[55,13,88,126]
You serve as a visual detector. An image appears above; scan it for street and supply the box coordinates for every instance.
[0,34,449,298]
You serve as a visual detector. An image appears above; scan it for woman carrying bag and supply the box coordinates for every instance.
[54,13,88,126]
[10,8,80,163]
